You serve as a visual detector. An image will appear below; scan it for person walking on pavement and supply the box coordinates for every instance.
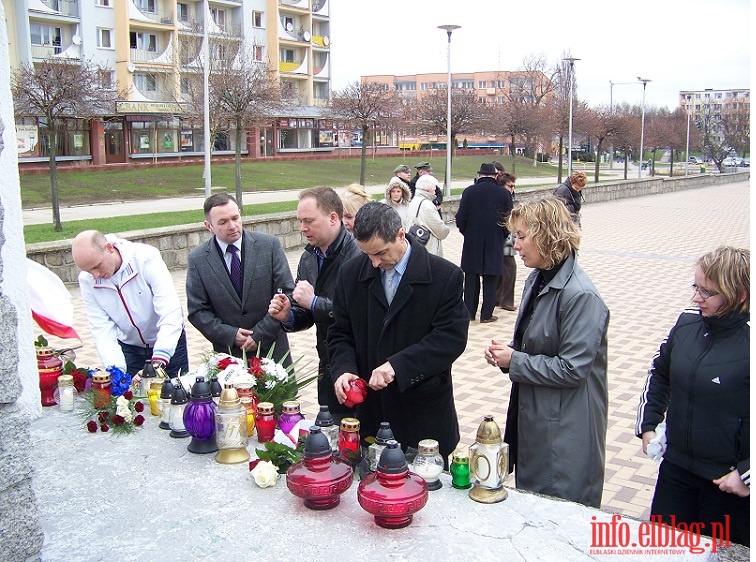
[268,187,362,421]
[186,194,294,364]
[496,172,518,311]
[456,163,512,323]
[554,171,587,226]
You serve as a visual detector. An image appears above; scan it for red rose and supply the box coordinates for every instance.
[86,420,98,433]
[123,390,133,400]
[71,369,89,393]
[134,401,145,413]
[98,411,109,423]
[249,459,262,472]
[217,358,238,370]
[247,356,265,377]
[112,415,125,426]
[344,378,368,408]
[134,415,145,426]
[100,424,109,432]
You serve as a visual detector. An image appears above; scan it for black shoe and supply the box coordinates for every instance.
[480,316,498,324]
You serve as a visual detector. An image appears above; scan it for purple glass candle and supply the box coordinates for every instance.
[278,401,304,434]
[184,377,218,454]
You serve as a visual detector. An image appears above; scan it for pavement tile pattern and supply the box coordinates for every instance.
[46,181,750,519]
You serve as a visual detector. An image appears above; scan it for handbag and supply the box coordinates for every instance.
[503,233,515,256]
[407,200,431,245]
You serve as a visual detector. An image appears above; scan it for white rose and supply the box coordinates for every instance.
[251,461,278,488]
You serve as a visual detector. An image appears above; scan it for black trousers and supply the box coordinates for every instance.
[118,331,189,376]
[463,273,498,320]
[496,255,517,307]
[651,459,750,547]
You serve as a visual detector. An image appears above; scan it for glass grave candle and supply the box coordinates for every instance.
[314,405,338,451]
[357,441,428,529]
[159,379,174,430]
[409,439,444,491]
[55,374,76,413]
[278,401,304,434]
[214,384,250,464]
[91,370,112,410]
[468,415,509,503]
[37,346,63,407]
[367,421,395,472]
[450,449,472,489]
[184,376,218,454]
[169,380,189,438]
[286,427,353,510]
[255,402,276,443]
[338,418,360,459]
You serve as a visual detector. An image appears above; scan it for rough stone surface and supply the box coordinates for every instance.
[0,478,45,562]
[0,405,34,487]
[30,409,745,562]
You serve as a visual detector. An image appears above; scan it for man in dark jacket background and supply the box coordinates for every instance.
[269,187,362,420]
[328,202,469,463]
[456,162,512,323]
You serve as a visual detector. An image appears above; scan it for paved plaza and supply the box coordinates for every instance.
[45,180,750,520]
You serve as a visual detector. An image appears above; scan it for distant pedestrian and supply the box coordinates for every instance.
[554,171,587,226]
[456,163,512,323]
[341,184,372,233]
[380,177,412,230]
[408,175,450,258]
[496,172,517,311]
[391,164,412,191]
[409,161,443,212]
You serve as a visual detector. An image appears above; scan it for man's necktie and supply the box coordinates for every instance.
[385,269,398,305]
[227,245,242,297]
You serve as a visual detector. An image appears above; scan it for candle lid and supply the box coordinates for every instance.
[57,374,74,387]
[376,440,406,474]
[303,426,332,458]
[92,371,111,383]
[417,439,439,455]
[218,385,241,408]
[160,380,175,399]
[281,401,300,414]
[340,417,360,432]
[452,449,469,463]
[375,421,395,445]
[315,405,334,427]
[475,414,502,444]
[257,402,275,415]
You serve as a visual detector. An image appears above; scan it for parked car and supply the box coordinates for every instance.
[688,156,703,164]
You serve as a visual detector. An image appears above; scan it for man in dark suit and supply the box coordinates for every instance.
[328,202,469,464]
[456,162,512,323]
[268,187,361,420]
[186,194,294,364]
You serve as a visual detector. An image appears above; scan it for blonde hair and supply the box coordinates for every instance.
[341,184,372,216]
[507,197,581,269]
[569,171,587,188]
[696,246,750,315]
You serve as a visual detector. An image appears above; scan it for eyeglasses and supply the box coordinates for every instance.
[691,283,720,300]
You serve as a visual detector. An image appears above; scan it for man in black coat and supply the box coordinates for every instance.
[328,202,469,464]
[456,162,512,323]
[269,188,362,420]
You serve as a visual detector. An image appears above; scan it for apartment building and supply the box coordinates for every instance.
[361,70,552,151]
[5,0,334,168]
[679,87,750,144]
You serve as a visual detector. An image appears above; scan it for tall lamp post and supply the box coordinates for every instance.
[563,57,580,177]
[637,77,651,179]
[684,94,691,176]
[202,0,212,197]
[438,24,460,197]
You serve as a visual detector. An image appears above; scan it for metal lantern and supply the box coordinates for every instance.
[168,380,189,439]
[159,379,174,430]
[468,414,509,503]
[214,384,250,464]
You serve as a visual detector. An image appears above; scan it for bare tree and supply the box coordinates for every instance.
[12,59,118,231]
[584,105,627,183]
[721,105,750,159]
[331,82,398,185]
[695,107,733,172]
[610,104,642,180]
[513,56,558,167]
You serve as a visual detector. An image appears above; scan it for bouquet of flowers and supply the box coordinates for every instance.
[80,366,146,435]
[187,349,316,416]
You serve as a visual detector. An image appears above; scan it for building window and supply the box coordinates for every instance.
[253,46,264,61]
[95,0,111,6]
[177,3,189,21]
[99,70,114,88]
[280,48,294,63]
[284,16,294,31]
[134,73,157,92]
[30,24,61,47]
[97,28,113,48]
[135,0,156,13]
[420,83,427,91]
[211,8,226,30]
[130,32,157,52]
[478,81,486,89]
[252,11,263,27]
[715,92,722,99]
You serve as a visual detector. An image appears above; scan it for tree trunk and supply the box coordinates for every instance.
[359,124,368,185]
[235,118,244,209]
[48,118,62,232]
[510,134,517,175]
[669,150,674,177]
[594,138,603,184]
[557,135,564,184]
[623,153,628,180]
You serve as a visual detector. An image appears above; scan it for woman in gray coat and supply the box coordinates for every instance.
[485,196,609,508]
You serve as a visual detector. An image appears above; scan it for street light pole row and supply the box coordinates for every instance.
[438,24,460,198]
[563,57,580,177]
[637,77,651,179]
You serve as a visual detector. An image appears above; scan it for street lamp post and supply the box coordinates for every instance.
[438,24,460,198]
[202,0,211,197]
[563,57,580,177]
[637,77,651,179]
[685,95,691,176]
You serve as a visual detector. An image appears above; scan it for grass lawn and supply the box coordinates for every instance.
[21,154,560,244]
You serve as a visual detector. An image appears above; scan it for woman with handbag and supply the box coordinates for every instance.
[407,175,449,258]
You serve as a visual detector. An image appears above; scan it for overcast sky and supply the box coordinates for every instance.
[329,0,750,111]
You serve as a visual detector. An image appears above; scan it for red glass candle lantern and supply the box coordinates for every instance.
[286,426,354,510]
[91,370,112,410]
[344,378,368,408]
[338,417,361,458]
[357,441,429,529]
[37,347,63,407]
[255,402,276,443]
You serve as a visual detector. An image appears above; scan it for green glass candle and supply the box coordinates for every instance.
[450,449,471,489]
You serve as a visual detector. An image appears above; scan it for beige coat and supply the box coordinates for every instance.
[407,190,449,258]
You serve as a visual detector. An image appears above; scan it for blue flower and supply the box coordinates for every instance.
[106,365,132,397]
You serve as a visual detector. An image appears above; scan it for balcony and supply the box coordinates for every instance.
[312,0,329,15]
[31,42,80,60]
[280,0,308,8]
[39,0,79,17]
[129,2,174,25]
[311,35,330,47]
